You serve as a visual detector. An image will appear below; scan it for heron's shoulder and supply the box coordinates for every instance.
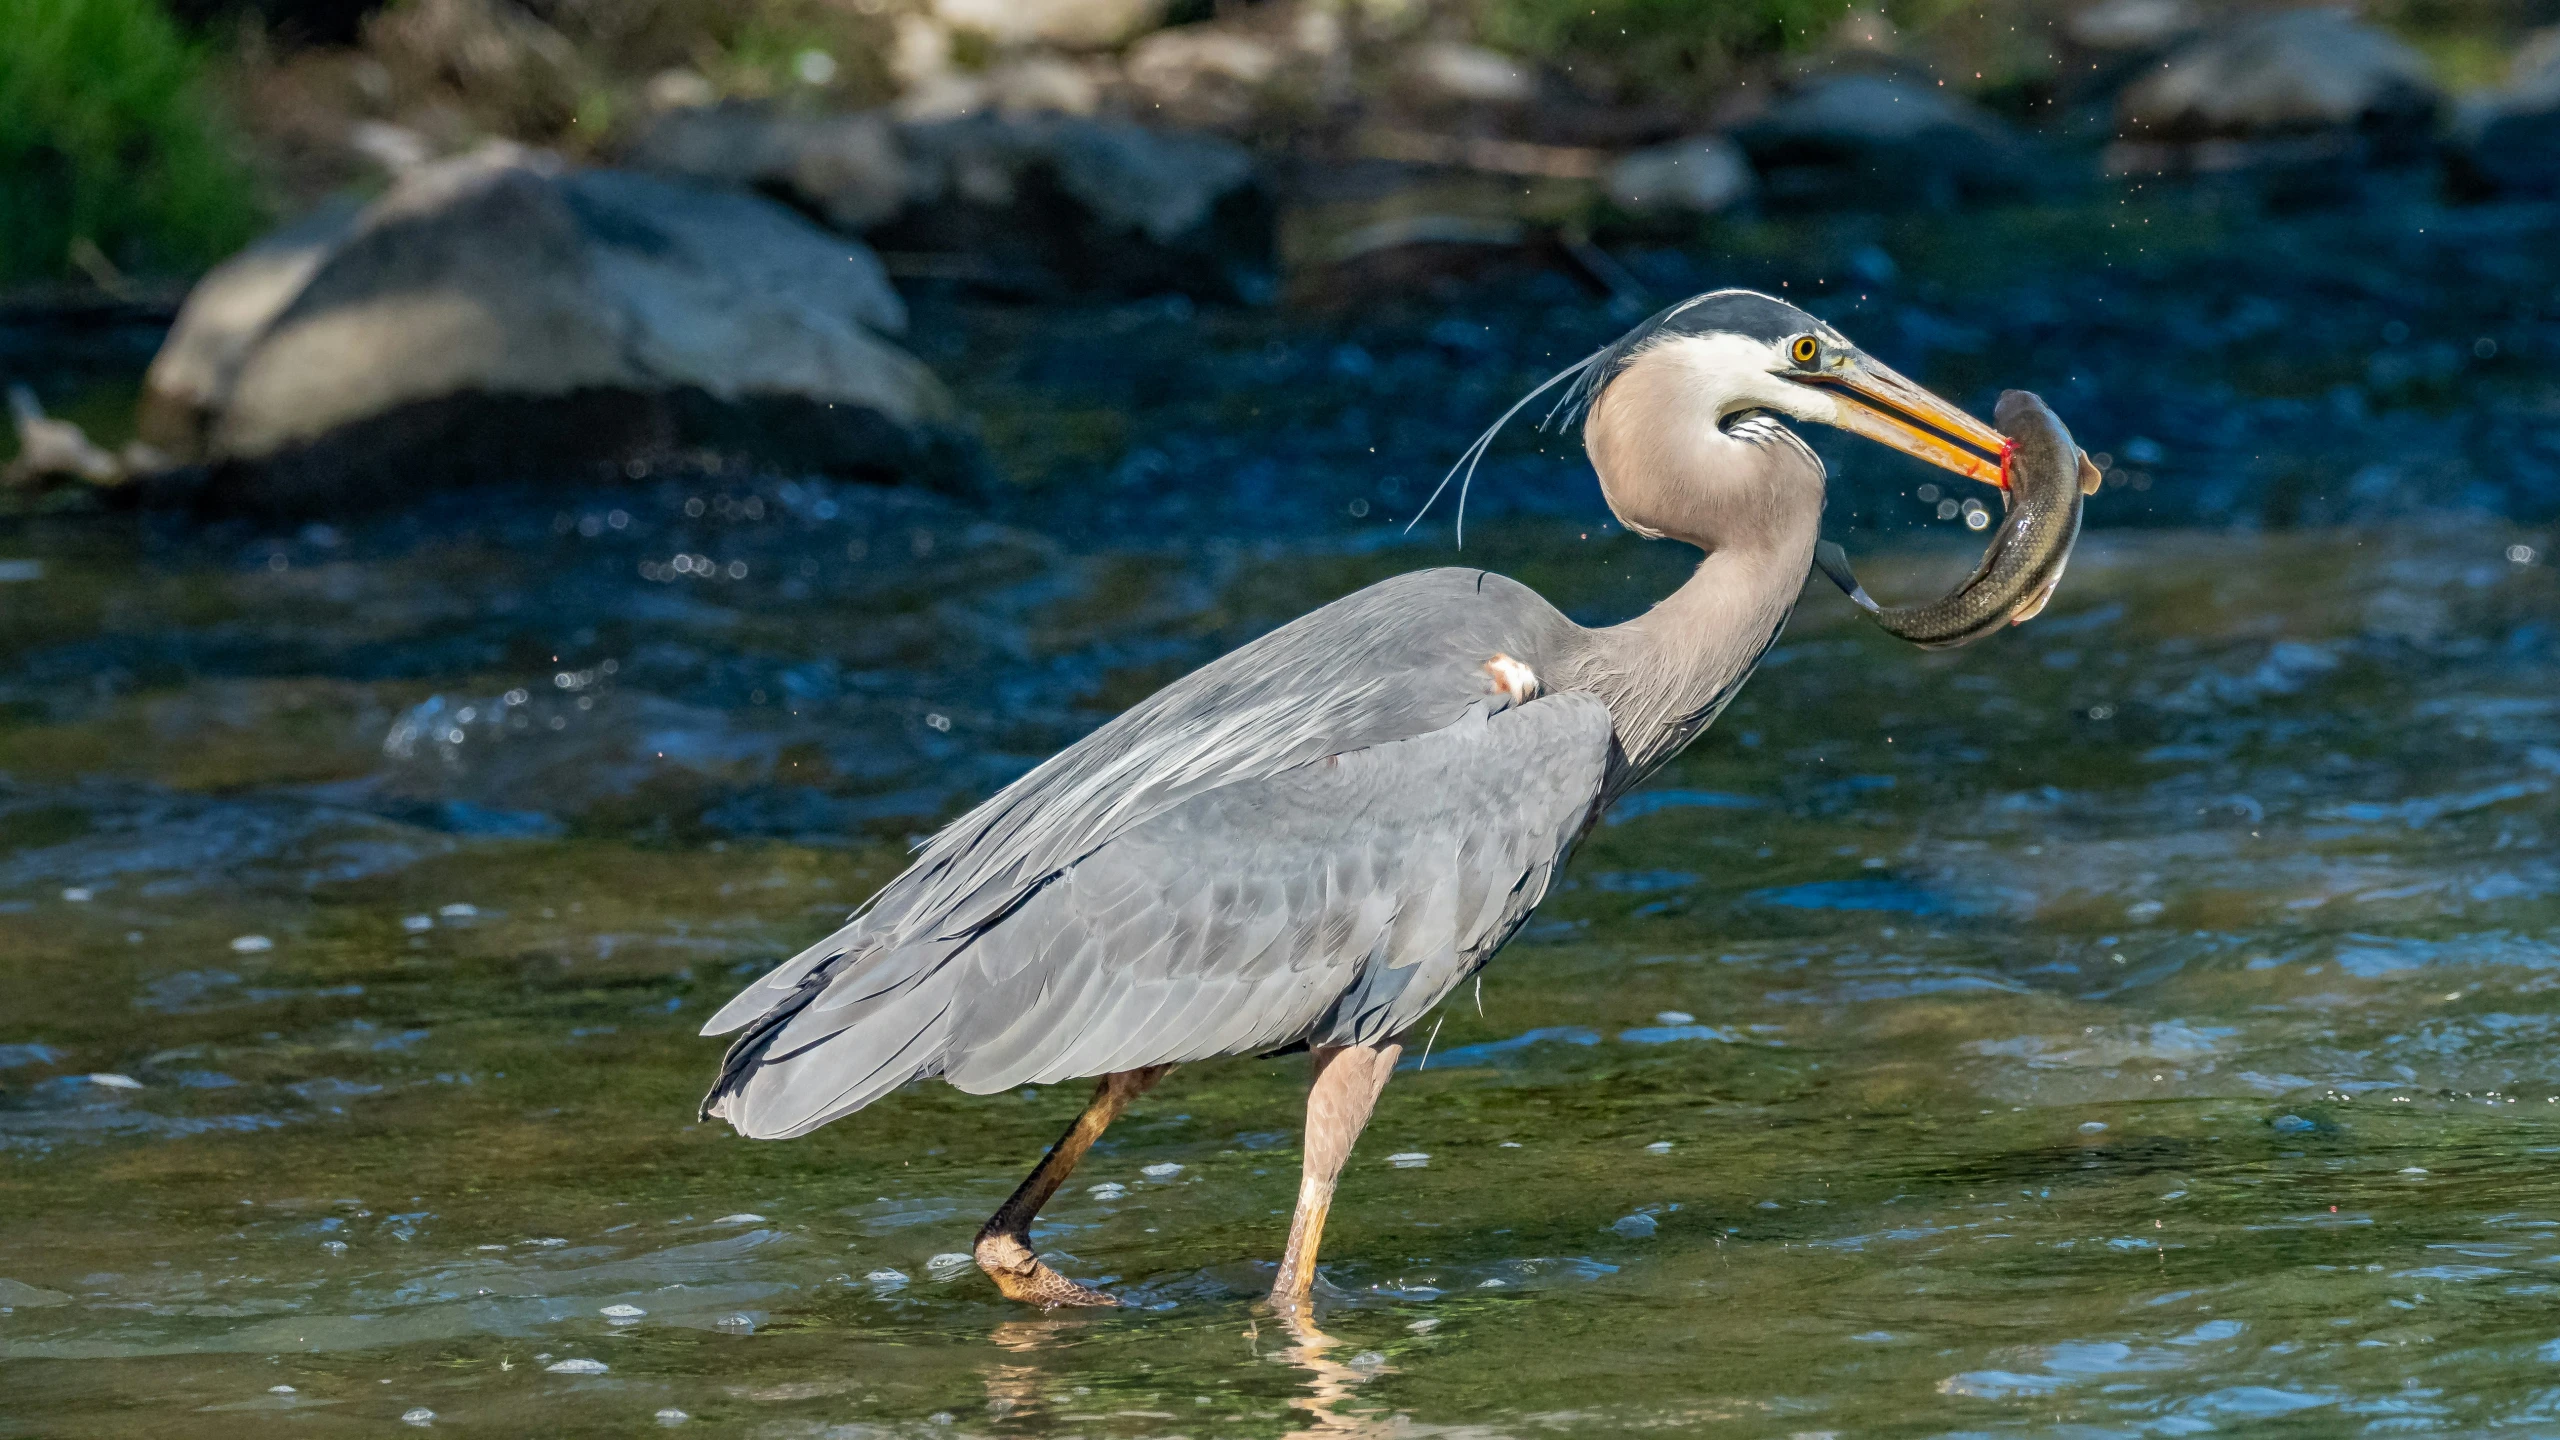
[1310,567,1567,637]
[1356,565,1552,604]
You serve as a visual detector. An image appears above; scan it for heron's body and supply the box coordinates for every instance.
[699,289,2015,1311]
[702,555,1803,1136]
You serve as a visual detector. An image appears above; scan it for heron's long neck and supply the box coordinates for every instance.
[1564,428,1823,795]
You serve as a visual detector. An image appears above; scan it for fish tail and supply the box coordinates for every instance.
[1813,541,1882,615]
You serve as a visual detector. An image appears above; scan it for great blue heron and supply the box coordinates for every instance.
[699,289,2008,1311]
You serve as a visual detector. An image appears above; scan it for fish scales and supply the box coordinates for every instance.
[1815,388,2099,650]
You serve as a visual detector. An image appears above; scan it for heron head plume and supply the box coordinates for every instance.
[1571,290,2008,552]
[1411,290,2007,549]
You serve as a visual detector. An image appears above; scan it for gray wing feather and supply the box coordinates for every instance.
[701,569,1571,1040]
[717,972,958,1139]
[701,570,1601,1137]
[711,692,1609,1133]
[936,691,1611,1093]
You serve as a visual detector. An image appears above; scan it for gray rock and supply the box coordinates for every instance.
[139,145,971,516]
[2113,8,2438,169]
[2066,0,2200,53]
[367,0,584,136]
[930,0,1168,51]
[1606,135,1755,217]
[2502,25,2560,112]
[632,106,1275,301]
[1123,24,1285,128]
[1733,75,2032,211]
[622,104,908,231]
[2449,27,2560,196]
[1405,42,1536,105]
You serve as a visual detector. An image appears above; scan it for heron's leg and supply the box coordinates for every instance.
[1269,1040,1403,1311]
[974,1064,1172,1308]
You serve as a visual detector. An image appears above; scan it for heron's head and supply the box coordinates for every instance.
[1578,290,2005,549]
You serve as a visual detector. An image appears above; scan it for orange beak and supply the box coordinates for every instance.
[1788,354,2009,489]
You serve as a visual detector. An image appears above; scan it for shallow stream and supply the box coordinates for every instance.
[4,496,2556,1435]
[7,200,2560,1434]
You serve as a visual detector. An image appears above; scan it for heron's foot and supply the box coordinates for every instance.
[974,1231,1117,1309]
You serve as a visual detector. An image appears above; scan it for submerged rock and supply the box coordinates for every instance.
[629,107,1274,301]
[137,146,972,516]
[2110,8,2440,174]
[1734,75,2031,211]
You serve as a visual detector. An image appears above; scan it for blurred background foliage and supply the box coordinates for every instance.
[0,0,264,287]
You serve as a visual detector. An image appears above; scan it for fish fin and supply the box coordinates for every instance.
[1813,540,1882,614]
[2076,449,2103,496]
[2009,572,2063,624]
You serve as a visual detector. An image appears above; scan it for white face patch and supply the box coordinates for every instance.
[1482,653,1540,706]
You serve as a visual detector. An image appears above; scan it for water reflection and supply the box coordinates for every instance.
[1264,1307,1394,1438]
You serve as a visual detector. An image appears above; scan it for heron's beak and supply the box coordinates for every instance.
[1790,354,2008,489]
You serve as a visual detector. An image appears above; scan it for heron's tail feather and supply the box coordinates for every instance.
[699,942,962,1139]
[1814,541,1883,615]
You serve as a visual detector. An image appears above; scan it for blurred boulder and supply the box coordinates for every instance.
[931,0,1168,50]
[366,0,583,137]
[982,55,1111,117]
[884,114,1274,300]
[1606,135,1755,216]
[2503,25,2560,112]
[623,104,909,230]
[1827,7,1900,54]
[2066,0,2200,53]
[644,67,719,111]
[633,106,1274,301]
[2111,8,2439,172]
[1124,24,1285,127]
[2449,27,2560,197]
[1122,5,1351,130]
[138,146,971,516]
[1733,75,2032,210]
[1406,42,1536,105]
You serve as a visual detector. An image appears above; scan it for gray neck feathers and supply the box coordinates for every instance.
[1563,374,1825,793]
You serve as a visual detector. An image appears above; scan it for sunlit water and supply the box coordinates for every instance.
[3,478,2554,1437]
[10,185,2560,1436]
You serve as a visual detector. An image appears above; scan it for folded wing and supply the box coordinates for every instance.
[708,690,1610,1139]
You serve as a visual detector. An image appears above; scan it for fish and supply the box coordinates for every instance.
[1814,388,2102,650]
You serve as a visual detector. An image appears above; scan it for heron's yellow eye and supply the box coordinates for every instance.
[1789,335,1820,367]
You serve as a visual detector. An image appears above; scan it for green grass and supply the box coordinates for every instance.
[0,0,263,286]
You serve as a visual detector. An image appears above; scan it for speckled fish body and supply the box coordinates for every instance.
[1815,388,2099,650]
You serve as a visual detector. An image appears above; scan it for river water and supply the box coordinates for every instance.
[6,209,2560,1435]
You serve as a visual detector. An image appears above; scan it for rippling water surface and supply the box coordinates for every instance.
[5,481,2555,1437]
[10,200,2560,1432]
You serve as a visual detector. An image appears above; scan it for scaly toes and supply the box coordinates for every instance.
[975,1232,1118,1309]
